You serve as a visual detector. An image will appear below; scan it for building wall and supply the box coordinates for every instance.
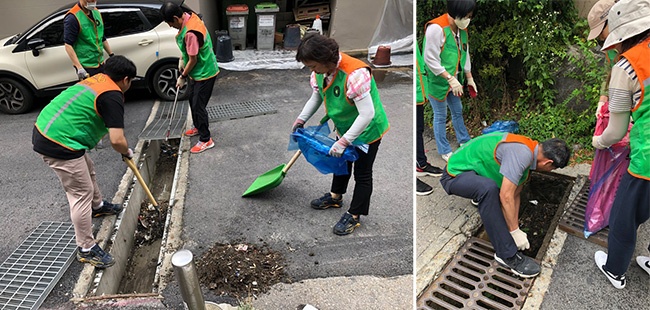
[328,0,386,51]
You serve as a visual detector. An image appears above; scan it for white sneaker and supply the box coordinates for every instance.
[636,256,650,276]
[594,251,626,289]
[441,152,452,162]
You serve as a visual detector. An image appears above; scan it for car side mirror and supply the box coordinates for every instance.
[27,38,45,57]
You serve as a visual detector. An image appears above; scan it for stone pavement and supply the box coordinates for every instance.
[415,130,650,309]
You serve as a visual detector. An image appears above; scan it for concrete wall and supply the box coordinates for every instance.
[575,0,599,18]
[328,0,386,51]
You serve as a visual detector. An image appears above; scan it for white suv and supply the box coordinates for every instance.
[0,0,190,114]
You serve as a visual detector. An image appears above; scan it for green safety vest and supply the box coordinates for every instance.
[316,53,389,144]
[176,13,219,81]
[35,74,121,151]
[66,4,105,68]
[622,36,650,180]
[446,132,538,187]
[423,14,468,101]
[416,44,427,105]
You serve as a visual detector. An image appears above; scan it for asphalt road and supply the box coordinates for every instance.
[0,67,414,309]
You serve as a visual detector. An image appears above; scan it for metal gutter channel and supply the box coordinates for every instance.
[0,222,76,310]
[558,180,609,248]
[206,99,277,122]
[417,237,534,310]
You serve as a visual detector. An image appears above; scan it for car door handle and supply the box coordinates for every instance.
[138,39,154,46]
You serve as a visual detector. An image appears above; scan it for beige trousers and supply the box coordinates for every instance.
[41,153,103,249]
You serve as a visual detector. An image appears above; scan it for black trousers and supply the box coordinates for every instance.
[187,77,216,142]
[416,104,428,167]
[440,170,518,259]
[330,139,381,216]
[85,64,104,77]
[605,171,650,275]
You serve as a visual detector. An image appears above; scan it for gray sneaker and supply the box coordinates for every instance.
[494,252,541,278]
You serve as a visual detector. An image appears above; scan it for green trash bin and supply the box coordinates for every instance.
[255,2,279,50]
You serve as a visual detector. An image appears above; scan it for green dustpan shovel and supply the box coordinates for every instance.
[242,150,302,197]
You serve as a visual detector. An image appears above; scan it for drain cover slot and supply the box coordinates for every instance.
[206,99,276,122]
[558,179,609,247]
[417,237,533,309]
[0,222,76,310]
[139,100,189,140]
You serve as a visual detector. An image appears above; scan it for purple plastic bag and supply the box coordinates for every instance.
[584,104,631,238]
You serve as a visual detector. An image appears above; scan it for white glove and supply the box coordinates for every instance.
[176,76,186,89]
[121,148,134,159]
[592,135,608,150]
[76,67,89,81]
[329,137,349,158]
[510,228,530,251]
[178,58,184,72]
[467,77,478,97]
[596,101,605,118]
[448,76,463,97]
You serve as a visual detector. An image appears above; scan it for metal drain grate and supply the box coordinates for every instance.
[417,237,534,310]
[139,100,189,140]
[558,180,609,248]
[206,99,276,122]
[0,222,76,310]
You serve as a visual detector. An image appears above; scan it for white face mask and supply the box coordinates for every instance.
[85,2,97,10]
[454,18,471,30]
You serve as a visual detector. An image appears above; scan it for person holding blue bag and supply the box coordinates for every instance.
[291,34,390,235]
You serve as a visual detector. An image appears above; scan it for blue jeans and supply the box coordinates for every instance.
[429,93,471,155]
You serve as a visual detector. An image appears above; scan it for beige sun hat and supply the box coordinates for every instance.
[587,0,616,40]
[602,0,650,50]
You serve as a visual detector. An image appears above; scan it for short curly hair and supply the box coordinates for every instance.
[295,34,339,66]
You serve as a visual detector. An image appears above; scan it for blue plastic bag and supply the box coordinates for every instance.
[481,120,520,135]
[288,123,359,175]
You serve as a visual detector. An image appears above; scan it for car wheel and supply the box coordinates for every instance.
[151,63,188,101]
[0,78,34,114]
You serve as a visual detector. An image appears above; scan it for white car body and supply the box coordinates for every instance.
[0,1,189,114]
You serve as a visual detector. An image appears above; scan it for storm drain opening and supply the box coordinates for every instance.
[84,138,182,299]
[206,99,277,122]
[417,171,575,309]
[558,179,609,248]
[418,237,533,310]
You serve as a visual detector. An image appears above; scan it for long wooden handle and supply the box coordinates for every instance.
[282,150,302,174]
[124,158,158,207]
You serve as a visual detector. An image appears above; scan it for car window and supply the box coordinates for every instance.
[141,7,163,27]
[31,19,64,48]
[101,9,148,38]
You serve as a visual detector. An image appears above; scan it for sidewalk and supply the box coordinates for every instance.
[416,131,650,309]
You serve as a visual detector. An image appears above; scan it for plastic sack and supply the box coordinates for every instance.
[584,103,631,238]
[288,123,359,175]
[481,120,520,135]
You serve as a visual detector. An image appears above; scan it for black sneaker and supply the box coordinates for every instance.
[416,163,443,177]
[416,179,433,196]
[333,213,360,235]
[92,200,123,218]
[77,244,115,268]
[310,193,343,210]
[471,199,479,206]
[494,252,541,278]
